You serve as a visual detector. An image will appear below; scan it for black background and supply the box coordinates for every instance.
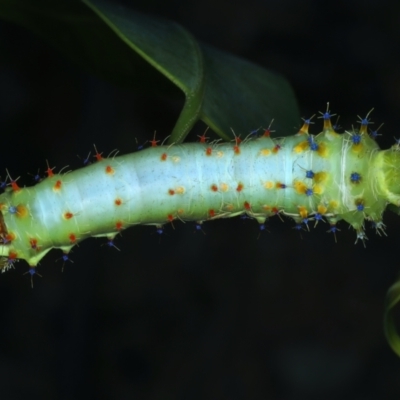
[1,0,400,399]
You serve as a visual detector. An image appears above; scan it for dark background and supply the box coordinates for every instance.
[1,0,400,399]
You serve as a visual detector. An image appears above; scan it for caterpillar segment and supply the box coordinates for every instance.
[0,111,399,271]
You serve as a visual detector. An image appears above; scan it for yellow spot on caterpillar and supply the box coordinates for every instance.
[220,183,229,192]
[293,141,309,154]
[262,205,271,211]
[352,143,363,154]
[16,205,28,218]
[177,208,185,215]
[317,204,328,215]
[172,156,180,163]
[263,181,274,189]
[260,148,271,156]
[329,200,339,210]
[313,185,323,195]
[175,186,185,194]
[314,171,327,183]
[298,206,308,219]
[0,203,6,211]
[216,151,224,158]
[225,204,235,211]
[294,180,307,195]
[317,142,328,157]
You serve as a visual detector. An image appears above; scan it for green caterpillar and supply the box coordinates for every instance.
[0,110,399,273]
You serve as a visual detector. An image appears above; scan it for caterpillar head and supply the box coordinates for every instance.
[375,148,400,206]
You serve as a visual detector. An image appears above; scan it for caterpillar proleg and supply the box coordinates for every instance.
[1,112,399,271]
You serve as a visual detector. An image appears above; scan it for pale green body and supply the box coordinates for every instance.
[0,122,398,268]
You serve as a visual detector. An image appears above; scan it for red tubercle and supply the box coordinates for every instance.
[68,233,77,244]
[11,181,20,192]
[161,153,168,161]
[93,145,104,162]
[208,209,215,218]
[5,170,20,192]
[45,160,55,178]
[149,132,159,147]
[115,221,123,231]
[206,147,212,156]
[167,214,174,222]
[198,133,209,143]
[114,198,122,206]
[236,182,244,192]
[262,120,275,137]
[244,201,251,210]
[168,189,175,195]
[29,238,40,251]
[233,135,241,154]
[211,184,218,192]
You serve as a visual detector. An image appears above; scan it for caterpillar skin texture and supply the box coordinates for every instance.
[0,115,400,270]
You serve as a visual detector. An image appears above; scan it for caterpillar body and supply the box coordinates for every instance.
[1,113,400,272]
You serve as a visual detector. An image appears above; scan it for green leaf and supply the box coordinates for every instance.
[384,277,400,357]
[387,204,400,215]
[0,0,300,143]
[85,0,300,143]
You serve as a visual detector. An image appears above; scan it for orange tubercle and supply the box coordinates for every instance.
[16,205,28,218]
[53,180,62,191]
[5,232,16,242]
[64,212,74,220]
[105,165,115,175]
